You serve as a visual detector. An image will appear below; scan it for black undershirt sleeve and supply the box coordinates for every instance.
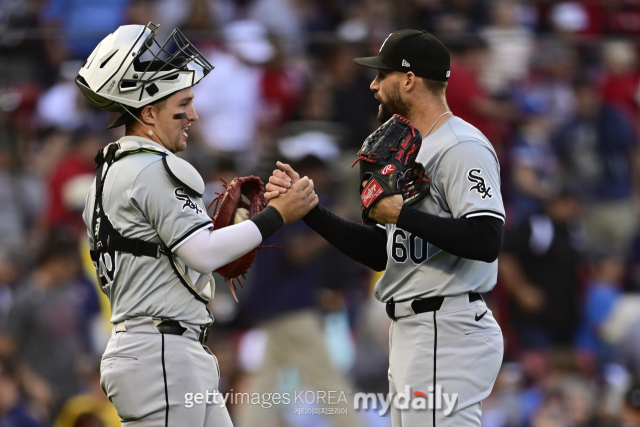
[302,204,388,271]
[301,203,504,269]
[396,204,503,262]
[250,206,284,240]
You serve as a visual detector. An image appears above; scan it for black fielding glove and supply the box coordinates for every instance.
[353,114,431,225]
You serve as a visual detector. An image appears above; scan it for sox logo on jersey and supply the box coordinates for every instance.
[175,188,202,214]
[467,168,492,199]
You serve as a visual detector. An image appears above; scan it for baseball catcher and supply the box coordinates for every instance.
[78,22,317,427]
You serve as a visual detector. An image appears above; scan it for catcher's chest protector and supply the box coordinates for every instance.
[90,141,213,304]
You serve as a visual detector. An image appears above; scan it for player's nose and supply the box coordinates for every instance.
[370,76,380,92]
[187,105,198,122]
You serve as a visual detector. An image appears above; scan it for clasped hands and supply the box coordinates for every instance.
[266,161,403,225]
[265,162,318,225]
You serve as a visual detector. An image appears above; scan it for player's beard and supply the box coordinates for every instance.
[378,83,411,123]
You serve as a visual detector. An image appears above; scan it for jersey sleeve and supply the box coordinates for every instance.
[436,141,505,222]
[129,161,212,251]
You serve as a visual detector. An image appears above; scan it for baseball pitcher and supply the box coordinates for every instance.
[267,30,505,427]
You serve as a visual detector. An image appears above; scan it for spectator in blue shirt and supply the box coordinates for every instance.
[40,0,131,70]
[0,357,45,427]
[236,141,366,427]
[575,247,624,364]
[510,90,561,226]
[554,79,637,253]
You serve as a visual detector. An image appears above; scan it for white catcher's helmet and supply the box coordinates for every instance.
[76,22,213,128]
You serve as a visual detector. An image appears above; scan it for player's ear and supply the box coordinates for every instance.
[140,105,156,125]
[404,72,417,92]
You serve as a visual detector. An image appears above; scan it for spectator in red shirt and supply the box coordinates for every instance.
[46,129,104,232]
[446,37,515,155]
[598,39,640,131]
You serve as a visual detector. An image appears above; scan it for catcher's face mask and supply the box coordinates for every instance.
[76,22,213,118]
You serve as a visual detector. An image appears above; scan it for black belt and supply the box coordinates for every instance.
[156,320,209,345]
[385,293,482,321]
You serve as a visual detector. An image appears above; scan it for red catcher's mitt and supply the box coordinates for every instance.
[207,176,267,302]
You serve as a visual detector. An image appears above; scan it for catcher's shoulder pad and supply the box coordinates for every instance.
[115,138,169,159]
[162,155,205,198]
[96,138,169,166]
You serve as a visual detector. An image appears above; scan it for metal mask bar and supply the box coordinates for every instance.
[119,22,213,96]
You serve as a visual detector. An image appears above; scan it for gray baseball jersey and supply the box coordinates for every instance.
[83,136,214,325]
[374,116,505,303]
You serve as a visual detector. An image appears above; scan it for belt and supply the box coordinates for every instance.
[115,319,209,345]
[385,293,482,321]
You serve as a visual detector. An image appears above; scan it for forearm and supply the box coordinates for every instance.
[497,253,533,291]
[498,252,545,313]
[396,205,503,262]
[175,206,284,273]
[514,165,552,199]
[303,204,388,271]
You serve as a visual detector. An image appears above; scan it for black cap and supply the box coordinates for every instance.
[354,30,450,82]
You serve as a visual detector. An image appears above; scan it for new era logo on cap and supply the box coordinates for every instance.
[402,59,410,67]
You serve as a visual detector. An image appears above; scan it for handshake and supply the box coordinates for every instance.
[265,161,318,225]
[266,113,429,226]
[264,159,407,226]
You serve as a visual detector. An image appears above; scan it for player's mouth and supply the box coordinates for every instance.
[182,125,190,139]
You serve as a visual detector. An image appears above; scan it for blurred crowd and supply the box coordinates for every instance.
[2,0,640,426]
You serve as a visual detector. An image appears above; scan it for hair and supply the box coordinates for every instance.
[73,413,106,427]
[0,356,18,381]
[572,75,596,92]
[124,95,170,132]
[421,78,448,96]
[626,383,640,411]
[151,96,169,111]
[37,227,79,266]
[292,155,328,172]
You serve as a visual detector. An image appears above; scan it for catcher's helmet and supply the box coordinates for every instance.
[76,22,213,128]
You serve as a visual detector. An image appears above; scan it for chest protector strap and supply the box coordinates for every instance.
[90,141,212,304]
